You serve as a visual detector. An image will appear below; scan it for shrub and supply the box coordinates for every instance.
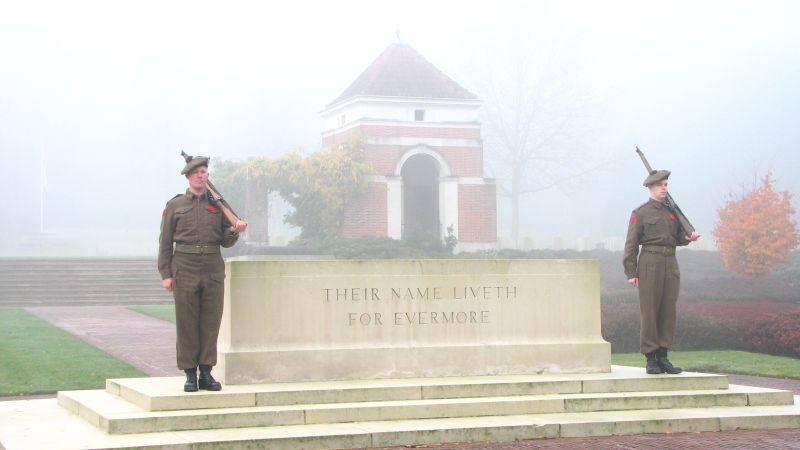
[601,297,641,353]
[672,314,746,351]
[744,314,800,357]
[601,299,748,353]
[602,297,800,356]
[288,234,454,259]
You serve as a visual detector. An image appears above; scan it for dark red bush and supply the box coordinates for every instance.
[602,297,799,356]
[743,314,800,357]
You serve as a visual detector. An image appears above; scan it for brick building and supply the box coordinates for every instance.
[321,42,497,251]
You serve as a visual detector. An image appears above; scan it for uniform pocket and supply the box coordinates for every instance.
[209,272,225,282]
[172,269,181,289]
[643,216,665,236]
[644,216,661,226]
[207,272,225,289]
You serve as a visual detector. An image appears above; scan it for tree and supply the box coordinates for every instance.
[713,173,799,276]
[208,158,246,213]
[474,32,603,247]
[244,140,374,239]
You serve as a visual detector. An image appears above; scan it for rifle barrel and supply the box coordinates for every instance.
[636,147,654,174]
[636,147,695,236]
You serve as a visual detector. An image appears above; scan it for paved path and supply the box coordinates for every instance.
[14,305,800,449]
[729,373,800,395]
[26,305,176,376]
[368,428,800,449]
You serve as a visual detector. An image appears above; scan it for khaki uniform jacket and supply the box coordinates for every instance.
[623,198,691,279]
[158,189,239,279]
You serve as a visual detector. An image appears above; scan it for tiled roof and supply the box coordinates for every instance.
[328,42,477,106]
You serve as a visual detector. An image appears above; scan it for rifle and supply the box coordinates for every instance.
[635,147,696,236]
[180,151,243,227]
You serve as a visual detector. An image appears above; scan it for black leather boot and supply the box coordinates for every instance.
[645,351,663,374]
[183,368,198,392]
[198,365,222,391]
[657,347,682,374]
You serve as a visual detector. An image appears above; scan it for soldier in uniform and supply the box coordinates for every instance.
[158,154,247,392]
[623,170,700,374]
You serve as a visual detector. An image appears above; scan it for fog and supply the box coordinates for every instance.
[1,0,799,256]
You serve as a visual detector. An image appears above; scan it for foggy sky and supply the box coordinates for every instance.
[1,0,799,255]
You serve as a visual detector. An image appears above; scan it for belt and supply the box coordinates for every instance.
[641,244,676,256]
[175,244,220,254]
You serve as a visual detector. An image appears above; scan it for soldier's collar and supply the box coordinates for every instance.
[648,198,665,209]
[184,188,208,200]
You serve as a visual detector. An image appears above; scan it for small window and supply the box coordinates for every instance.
[414,109,425,121]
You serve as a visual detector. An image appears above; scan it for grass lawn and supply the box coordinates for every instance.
[0,309,146,396]
[127,304,176,323]
[612,350,800,379]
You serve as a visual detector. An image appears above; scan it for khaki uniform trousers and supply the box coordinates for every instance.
[171,252,225,370]
[637,251,680,354]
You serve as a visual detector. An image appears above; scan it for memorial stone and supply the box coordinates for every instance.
[217,258,611,383]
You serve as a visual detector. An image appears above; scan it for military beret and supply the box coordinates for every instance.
[643,169,670,186]
[180,152,210,175]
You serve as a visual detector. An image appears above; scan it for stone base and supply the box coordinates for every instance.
[218,342,610,384]
[1,367,799,449]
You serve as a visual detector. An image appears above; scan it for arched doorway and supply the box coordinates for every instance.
[401,154,440,238]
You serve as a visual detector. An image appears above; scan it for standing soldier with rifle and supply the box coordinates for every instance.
[158,152,247,392]
[623,148,701,375]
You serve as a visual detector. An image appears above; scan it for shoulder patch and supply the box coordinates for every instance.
[629,214,637,224]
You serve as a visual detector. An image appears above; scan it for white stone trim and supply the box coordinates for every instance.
[447,177,489,185]
[386,176,402,240]
[322,119,481,141]
[321,95,482,117]
[353,118,482,129]
[394,146,452,177]
[365,136,481,148]
[440,179,459,240]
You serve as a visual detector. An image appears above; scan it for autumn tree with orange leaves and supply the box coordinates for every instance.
[713,174,799,276]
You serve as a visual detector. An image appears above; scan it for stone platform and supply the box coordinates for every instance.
[1,366,798,449]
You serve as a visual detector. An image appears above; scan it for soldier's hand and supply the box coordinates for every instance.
[230,220,248,233]
[628,277,639,288]
[686,231,701,242]
[162,278,174,292]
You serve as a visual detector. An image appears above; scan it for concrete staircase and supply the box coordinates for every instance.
[2,367,798,449]
[0,259,171,306]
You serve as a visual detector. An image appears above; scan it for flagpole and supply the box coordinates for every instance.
[40,150,46,233]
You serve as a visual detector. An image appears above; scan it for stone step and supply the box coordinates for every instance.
[0,285,166,293]
[0,272,157,280]
[0,292,170,304]
[3,396,799,449]
[58,384,794,435]
[101,368,731,412]
[0,285,167,295]
[0,258,168,306]
[0,299,169,308]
